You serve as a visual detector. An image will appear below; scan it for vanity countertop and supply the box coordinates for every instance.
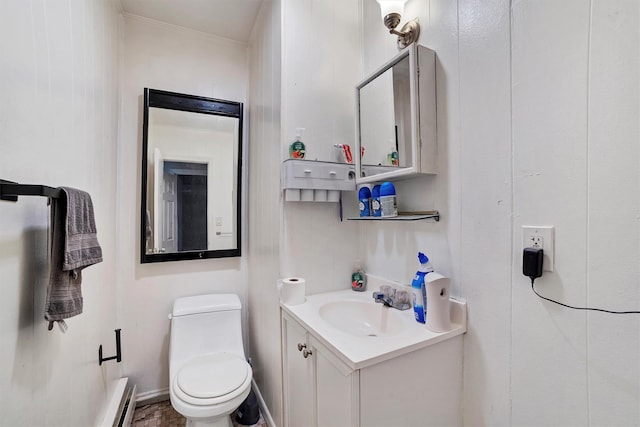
[281,284,467,371]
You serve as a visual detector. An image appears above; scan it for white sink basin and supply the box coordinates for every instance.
[318,301,405,337]
[281,286,467,370]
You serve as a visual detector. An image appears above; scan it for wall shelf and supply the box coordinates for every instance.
[347,211,440,222]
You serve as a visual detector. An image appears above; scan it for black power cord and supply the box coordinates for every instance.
[530,277,640,315]
[524,246,640,314]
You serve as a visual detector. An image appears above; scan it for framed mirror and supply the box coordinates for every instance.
[355,44,437,184]
[141,88,242,263]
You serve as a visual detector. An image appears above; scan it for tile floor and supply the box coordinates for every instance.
[132,400,266,427]
[132,401,185,427]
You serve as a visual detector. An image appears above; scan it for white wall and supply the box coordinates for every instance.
[511,1,640,425]
[280,0,361,295]
[247,0,283,425]
[362,0,640,425]
[0,0,121,425]
[247,0,361,424]
[117,14,250,396]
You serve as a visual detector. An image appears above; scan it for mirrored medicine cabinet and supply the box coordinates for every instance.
[140,88,243,263]
[355,44,437,184]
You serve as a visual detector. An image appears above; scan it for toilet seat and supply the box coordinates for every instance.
[173,353,251,406]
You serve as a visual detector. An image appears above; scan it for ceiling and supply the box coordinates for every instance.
[121,0,264,42]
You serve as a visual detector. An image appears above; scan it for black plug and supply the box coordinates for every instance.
[523,247,543,281]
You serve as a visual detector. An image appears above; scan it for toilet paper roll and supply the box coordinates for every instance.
[278,277,306,305]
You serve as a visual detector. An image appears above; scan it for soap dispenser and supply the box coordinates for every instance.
[387,146,399,166]
[289,128,306,159]
[351,264,367,292]
[424,272,452,332]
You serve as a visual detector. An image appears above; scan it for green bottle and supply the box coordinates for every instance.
[387,147,399,166]
[351,265,367,292]
[289,127,306,159]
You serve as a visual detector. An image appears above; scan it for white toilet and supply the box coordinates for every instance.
[169,294,253,427]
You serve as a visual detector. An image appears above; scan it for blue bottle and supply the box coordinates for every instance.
[411,252,434,324]
[358,186,372,217]
[371,184,381,217]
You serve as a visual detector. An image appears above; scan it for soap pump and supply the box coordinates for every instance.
[351,263,367,292]
[289,128,306,159]
[387,146,399,166]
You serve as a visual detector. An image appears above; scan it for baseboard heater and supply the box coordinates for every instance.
[102,378,137,427]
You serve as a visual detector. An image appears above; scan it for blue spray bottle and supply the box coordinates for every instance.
[371,184,382,217]
[358,186,372,217]
[411,252,434,323]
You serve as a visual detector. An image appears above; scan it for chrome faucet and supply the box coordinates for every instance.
[372,285,411,311]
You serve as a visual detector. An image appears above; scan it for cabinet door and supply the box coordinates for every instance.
[310,336,359,427]
[283,316,315,427]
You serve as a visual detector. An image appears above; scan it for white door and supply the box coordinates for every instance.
[152,148,163,251]
[161,169,177,253]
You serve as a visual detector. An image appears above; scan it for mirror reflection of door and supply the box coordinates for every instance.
[165,161,208,251]
[162,168,177,253]
[153,160,209,253]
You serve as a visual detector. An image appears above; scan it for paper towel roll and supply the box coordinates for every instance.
[278,277,306,305]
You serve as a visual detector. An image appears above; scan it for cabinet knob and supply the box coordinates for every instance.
[303,349,313,358]
[297,343,306,352]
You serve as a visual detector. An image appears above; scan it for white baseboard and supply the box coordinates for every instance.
[252,379,276,427]
[134,387,169,407]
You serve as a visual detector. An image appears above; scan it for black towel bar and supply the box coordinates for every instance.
[0,179,62,202]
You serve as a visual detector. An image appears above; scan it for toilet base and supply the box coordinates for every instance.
[170,378,251,427]
[186,415,231,427]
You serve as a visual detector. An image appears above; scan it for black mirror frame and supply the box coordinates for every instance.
[140,88,243,263]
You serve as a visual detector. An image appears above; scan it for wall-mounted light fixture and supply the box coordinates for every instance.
[376,0,420,49]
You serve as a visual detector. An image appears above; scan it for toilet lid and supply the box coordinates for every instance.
[177,353,249,399]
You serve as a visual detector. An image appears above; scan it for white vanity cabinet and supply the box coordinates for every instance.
[282,313,359,427]
[281,308,464,427]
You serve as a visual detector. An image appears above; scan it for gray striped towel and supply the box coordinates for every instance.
[45,187,103,332]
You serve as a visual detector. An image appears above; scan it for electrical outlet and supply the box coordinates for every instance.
[529,234,543,248]
[522,225,554,272]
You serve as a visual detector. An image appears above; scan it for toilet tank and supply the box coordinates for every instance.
[169,294,246,372]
